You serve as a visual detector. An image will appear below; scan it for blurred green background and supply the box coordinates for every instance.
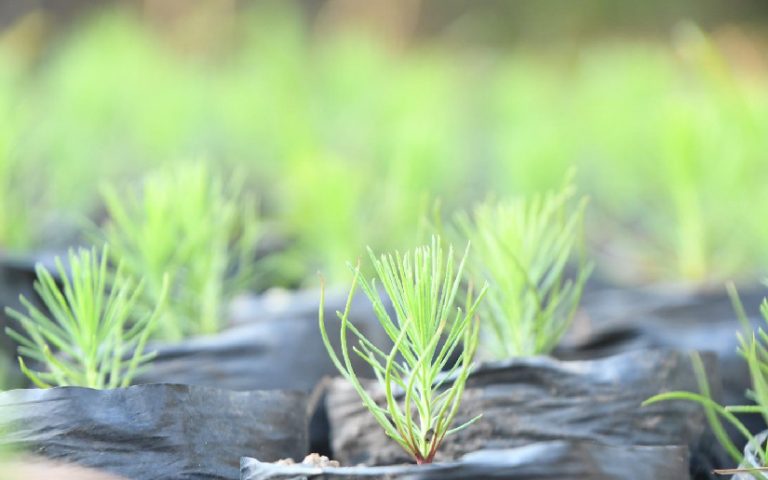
[1,0,768,288]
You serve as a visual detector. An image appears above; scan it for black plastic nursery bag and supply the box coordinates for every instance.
[0,383,309,480]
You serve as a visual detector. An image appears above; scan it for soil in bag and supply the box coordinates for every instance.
[240,442,689,480]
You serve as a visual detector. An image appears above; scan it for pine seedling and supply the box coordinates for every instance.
[450,184,592,359]
[98,161,261,340]
[644,284,768,478]
[4,246,168,389]
[319,236,488,465]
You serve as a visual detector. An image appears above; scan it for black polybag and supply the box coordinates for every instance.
[0,383,308,480]
[135,288,392,393]
[240,442,689,480]
[132,288,394,457]
[559,286,768,471]
[324,349,720,471]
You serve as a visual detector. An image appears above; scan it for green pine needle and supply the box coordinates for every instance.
[96,161,261,340]
[319,236,488,465]
[451,182,592,358]
[4,245,168,389]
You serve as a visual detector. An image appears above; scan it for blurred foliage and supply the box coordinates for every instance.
[0,47,36,250]
[0,2,766,287]
[97,161,261,340]
[450,183,592,359]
